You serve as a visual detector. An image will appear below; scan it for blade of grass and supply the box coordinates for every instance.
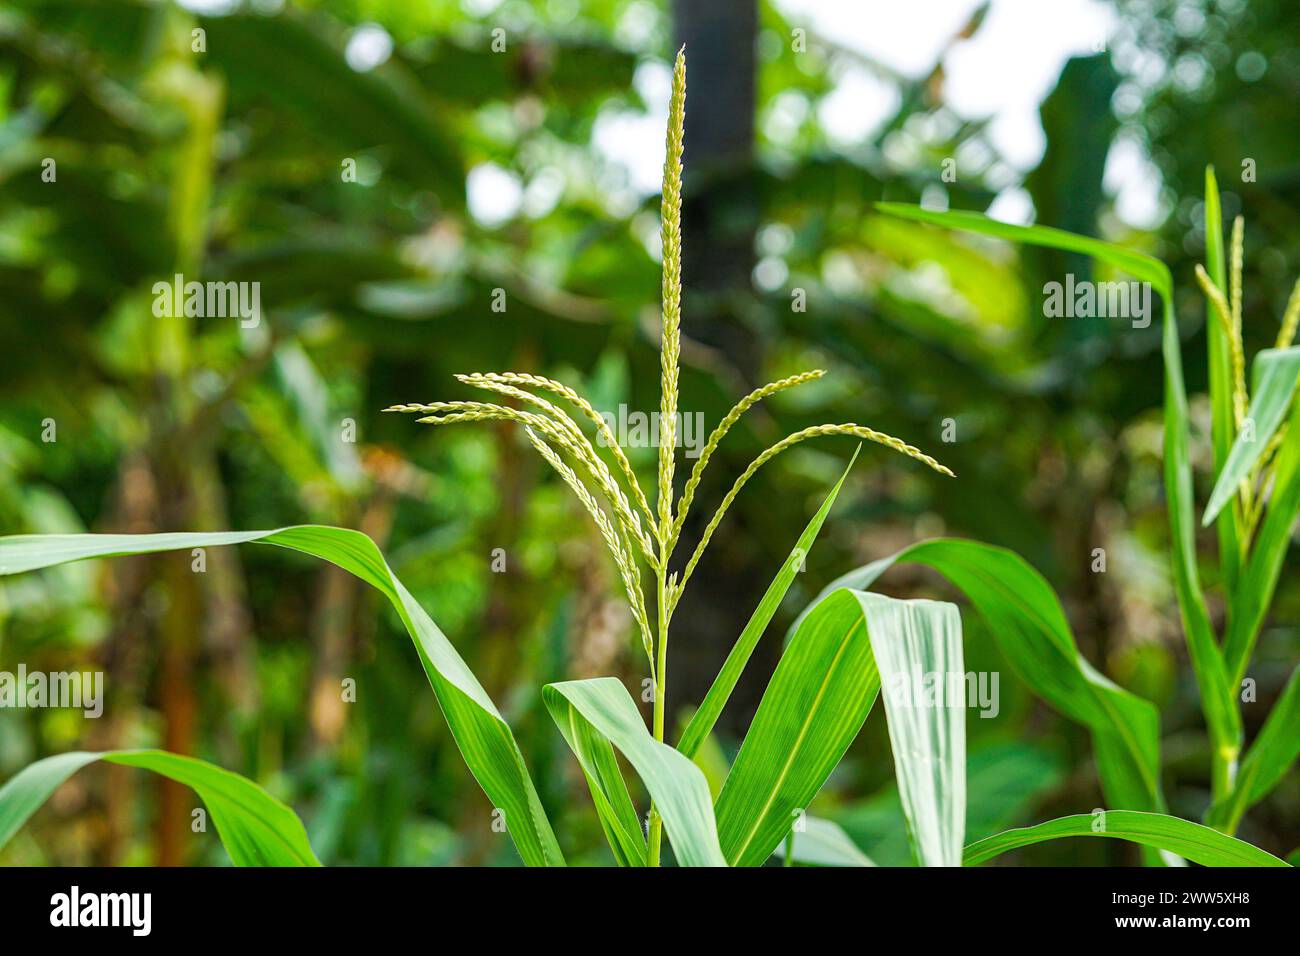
[963,810,1288,867]
[0,527,565,866]
[0,750,319,866]
[543,678,725,867]
[676,448,859,760]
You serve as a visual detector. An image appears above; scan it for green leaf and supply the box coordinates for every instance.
[1209,663,1300,831]
[860,592,966,866]
[874,203,1172,293]
[876,203,1240,778]
[544,684,646,866]
[963,811,1288,867]
[676,449,858,760]
[542,679,725,867]
[773,816,876,867]
[801,539,1163,814]
[1203,347,1300,525]
[0,527,564,866]
[835,740,1066,866]
[716,589,965,867]
[715,590,880,867]
[1204,166,1243,594]
[1225,401,1300,682]
[0,750,319,866]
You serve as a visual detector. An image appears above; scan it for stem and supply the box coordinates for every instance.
[646,548,671,866]
[1210,735,1240,813]
[1219,785,1249,837]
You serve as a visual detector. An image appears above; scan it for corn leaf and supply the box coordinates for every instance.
[963,811,1288,867]
[545,689,646,866]
[1203,347,1300,526]
[773,816,876,867]
[716,589,965,867]
[0,527,565,867]
[875,203,1172,290]
[542,679,725,867]
[800,539,1163,813]
[0,750,319,866]
[1238,662,1300,805]
[1204,166,1243,593]
[715,589,879,866]
[676,450,858,760]
[1225,402,1300,681]
[861,592,966,866]
[876,203,1240,772]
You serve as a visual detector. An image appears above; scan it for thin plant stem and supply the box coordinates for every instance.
[647,546,671,867]
[646,45,686,868]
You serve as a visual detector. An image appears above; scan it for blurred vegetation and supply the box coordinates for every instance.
[0,0,1295,865]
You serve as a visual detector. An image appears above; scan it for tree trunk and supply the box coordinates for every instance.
[668,0,767,740]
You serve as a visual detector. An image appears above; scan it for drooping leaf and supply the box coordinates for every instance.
[543,679,725,867]
[874,204,1172,291]
[797,539,1162,814]
[543,683,646,867]
[0,528,564,866]
[676,450,858,760]
[0,750,319,866]
[876,204,1240,792]
[963,811,1288,867]
[860,592,966,866]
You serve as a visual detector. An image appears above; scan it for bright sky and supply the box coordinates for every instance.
[181,0,1158,229]
[782,0,1115,172]
[579,0,1162,230]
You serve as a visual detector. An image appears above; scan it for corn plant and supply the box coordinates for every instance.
[0,55,1288,869]
[876,166,1300,841]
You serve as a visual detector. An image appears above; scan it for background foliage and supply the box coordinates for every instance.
[0,0,1296,865]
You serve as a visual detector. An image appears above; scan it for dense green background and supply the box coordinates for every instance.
[0,0,1296,865]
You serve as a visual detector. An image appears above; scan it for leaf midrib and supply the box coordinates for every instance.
[724,615,863,866]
